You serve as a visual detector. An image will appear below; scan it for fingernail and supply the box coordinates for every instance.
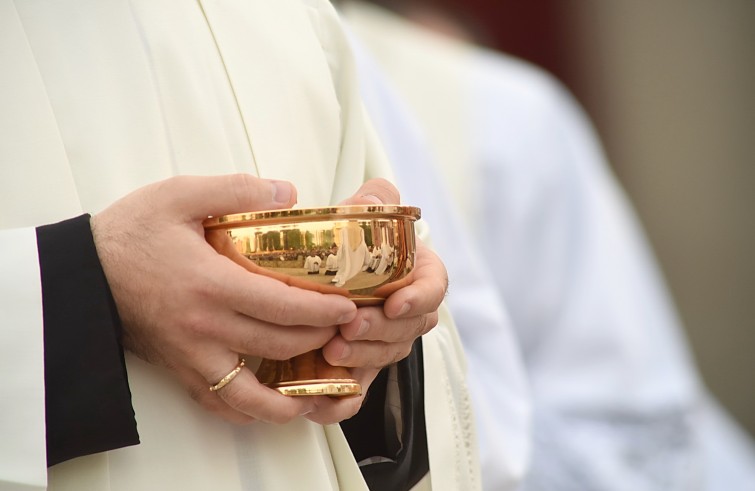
[337,343,352,362]
[337,311,356,324]
[361,194,383,205]
[271,180,293,204]
[397,302,411,317]
[356,319,370,337]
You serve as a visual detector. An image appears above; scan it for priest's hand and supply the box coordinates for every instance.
[305,179,447,425]
[91,174,358,424]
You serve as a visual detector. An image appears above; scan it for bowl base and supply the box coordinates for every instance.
[269,378,362,397]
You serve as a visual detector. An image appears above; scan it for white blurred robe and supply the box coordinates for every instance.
[343,2,755,491]
[334,223,368,287]
[347,24,530,491]
[0,1,478,489]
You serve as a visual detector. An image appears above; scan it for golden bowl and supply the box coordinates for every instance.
[203,205,421,396]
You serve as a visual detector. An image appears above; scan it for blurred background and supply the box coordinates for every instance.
[366,0,755,436]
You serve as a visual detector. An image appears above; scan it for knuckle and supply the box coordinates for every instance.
[269,302,291,325]
[272,332,307,359]
[265,338,300,360]
[218,382,248,410]
[412,315,428,338]
[228,173,263,210]
[424,312,439,334]
[236,325,280,359]
[390,345,412,364]
[193,274,220,300]
[237,335,262,358]
[182,310,211,338]
[409,313,435,338]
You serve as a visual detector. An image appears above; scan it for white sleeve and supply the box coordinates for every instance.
[350,33,530,490]
[468,54,708,490]
[0,227,47,490]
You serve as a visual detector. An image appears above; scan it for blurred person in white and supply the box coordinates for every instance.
[0,1,478,490]
[304,251,323,274]
[348,36,531,491]
[340,1,755,490]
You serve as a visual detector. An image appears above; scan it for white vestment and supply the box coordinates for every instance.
[347,23,530,491]
[326,253,339,272]
[372,243,393,276]
[343,3,755,490]
[304,255,323,273]
[334,223,368,287]
[0,1,478,489]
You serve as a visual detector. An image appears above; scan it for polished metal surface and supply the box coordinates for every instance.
[204,205,420,396]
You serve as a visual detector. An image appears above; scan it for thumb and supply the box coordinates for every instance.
[338,178,400,206]
[154,174,297,220]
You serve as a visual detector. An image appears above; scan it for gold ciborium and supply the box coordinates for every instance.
[203,205,420,397]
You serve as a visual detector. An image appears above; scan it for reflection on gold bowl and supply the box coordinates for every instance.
[203,205,421,397]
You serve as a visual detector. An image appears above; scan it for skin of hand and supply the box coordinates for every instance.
[305,179,448,424]
[91,174,358,424]
[92,174,447,426]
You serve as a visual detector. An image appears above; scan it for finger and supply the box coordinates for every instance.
[174,367,257,425]
[194,353,316,423]
[304,392,365,425]
[152,174,298,221]
[338,177,400,206]
[208,311,338,361]
[336,308,438,344]
[303,367,380,425]
[216,370,316,424]
[321,335,415,369]
[383,241,448,319]
[206,254,357,327]
[173,295,337,360]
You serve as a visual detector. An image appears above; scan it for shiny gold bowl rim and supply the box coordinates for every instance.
[203,204,421,230]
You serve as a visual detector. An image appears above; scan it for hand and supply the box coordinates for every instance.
[91,174,357,424]
[304,179,448,424]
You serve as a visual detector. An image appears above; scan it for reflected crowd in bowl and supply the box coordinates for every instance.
[204,205,420,306]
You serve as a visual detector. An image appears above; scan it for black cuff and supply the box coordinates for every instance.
[37,214,139,467]
[340,338,429,491]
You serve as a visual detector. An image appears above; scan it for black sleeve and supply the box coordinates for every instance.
[340,339,429,491]
[36,214,139,467]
